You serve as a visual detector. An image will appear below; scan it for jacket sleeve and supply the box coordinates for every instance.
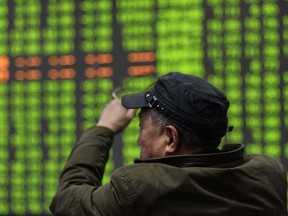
[49,126,125,216]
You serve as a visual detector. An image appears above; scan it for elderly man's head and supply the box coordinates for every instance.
[122,72,231,158]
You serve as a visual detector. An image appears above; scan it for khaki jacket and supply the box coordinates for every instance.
[50,126,288,216]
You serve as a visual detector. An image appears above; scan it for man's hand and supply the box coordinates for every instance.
[96,99,136,133]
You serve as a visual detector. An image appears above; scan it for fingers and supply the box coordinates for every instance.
[96,99,137,133]
[126,108,137,119]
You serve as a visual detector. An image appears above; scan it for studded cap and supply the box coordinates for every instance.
[121,72,231,138]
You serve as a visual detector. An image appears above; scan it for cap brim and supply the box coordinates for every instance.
[121,93,148,109]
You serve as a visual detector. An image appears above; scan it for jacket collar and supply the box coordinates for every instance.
[134,144,245,168]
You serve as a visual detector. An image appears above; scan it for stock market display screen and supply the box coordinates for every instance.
[1,0,288,215]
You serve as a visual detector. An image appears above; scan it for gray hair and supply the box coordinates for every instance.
[143,108,221,153]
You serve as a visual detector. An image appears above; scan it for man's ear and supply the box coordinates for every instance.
[164,125,180,155]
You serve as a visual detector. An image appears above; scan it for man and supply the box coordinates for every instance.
[50,72,287,215]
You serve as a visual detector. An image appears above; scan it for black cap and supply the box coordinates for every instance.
[121,72,231,138]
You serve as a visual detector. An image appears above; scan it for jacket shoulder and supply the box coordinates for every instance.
[109,163,170,212]
[245,154,285,173]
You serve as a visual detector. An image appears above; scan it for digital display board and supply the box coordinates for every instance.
[1,0,288,215]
